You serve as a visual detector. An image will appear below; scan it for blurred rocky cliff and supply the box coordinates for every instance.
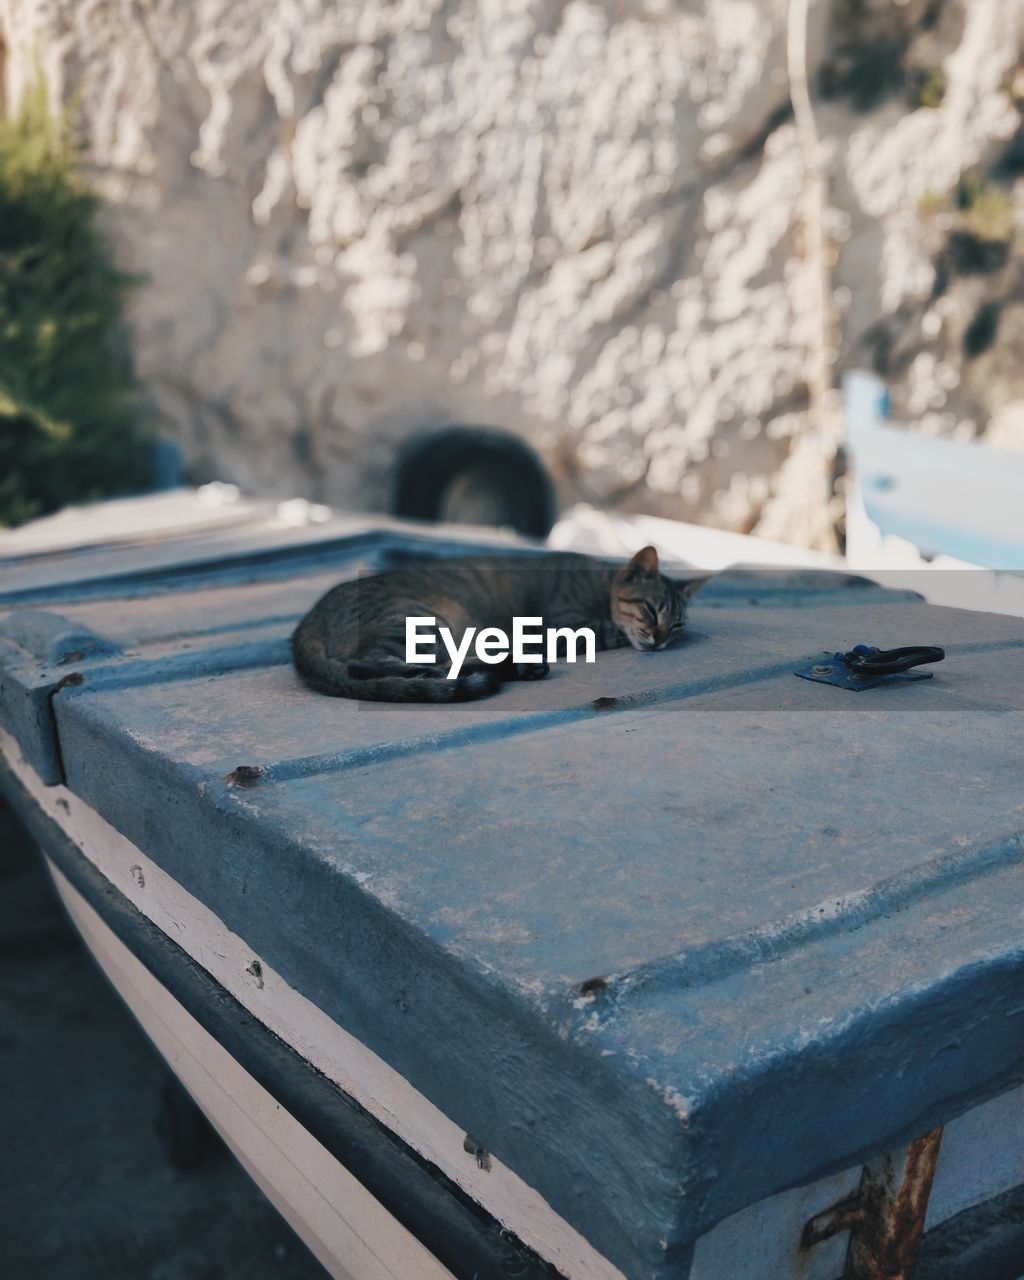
[2,0,1021,546]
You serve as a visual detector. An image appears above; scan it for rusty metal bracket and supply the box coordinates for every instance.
[802,1192,865,1248]
[847,1128,944,1280]
[801,1127,943,1280]
[796,645,944,691]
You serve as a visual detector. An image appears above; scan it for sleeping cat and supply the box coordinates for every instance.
[292,545,705,703]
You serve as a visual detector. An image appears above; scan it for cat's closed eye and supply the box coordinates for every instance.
[620,597,658,621]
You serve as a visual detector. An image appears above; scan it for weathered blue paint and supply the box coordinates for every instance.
[1,520,1022,1280]
[0,514,540,606]
[0,756,560,1280]
[0,609,123,782]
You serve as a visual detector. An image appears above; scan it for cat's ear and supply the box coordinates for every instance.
[626,545,659,579]
[679,574,711,598]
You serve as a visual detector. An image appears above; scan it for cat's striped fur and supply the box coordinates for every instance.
[292,546,704,702]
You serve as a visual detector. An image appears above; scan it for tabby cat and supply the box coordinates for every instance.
[292,545,705,702]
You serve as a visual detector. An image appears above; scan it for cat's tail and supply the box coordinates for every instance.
[292,629,501,702]
[340,660,502,702]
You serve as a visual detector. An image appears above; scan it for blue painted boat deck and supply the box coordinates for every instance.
[1,516,1022,1280]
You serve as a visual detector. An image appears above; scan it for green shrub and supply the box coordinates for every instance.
[961,184,1015,244]
[954,172,1014,237]
[0,82,151,527]
[914,68,947,110]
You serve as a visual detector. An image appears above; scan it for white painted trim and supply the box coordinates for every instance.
[48,861,453,1280]
[925,1081,1024,1229]
[688,1166,858,1280]
[1,728,626,1280]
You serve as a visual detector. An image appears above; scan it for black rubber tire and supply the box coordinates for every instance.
[391,427,556,538]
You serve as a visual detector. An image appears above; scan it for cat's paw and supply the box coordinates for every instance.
[514,661,550,680]
[453,670,503,700]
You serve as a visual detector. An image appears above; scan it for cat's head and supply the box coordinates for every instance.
[610,546,707,651]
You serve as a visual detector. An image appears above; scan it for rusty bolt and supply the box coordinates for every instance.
[462,1133,491,1171]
